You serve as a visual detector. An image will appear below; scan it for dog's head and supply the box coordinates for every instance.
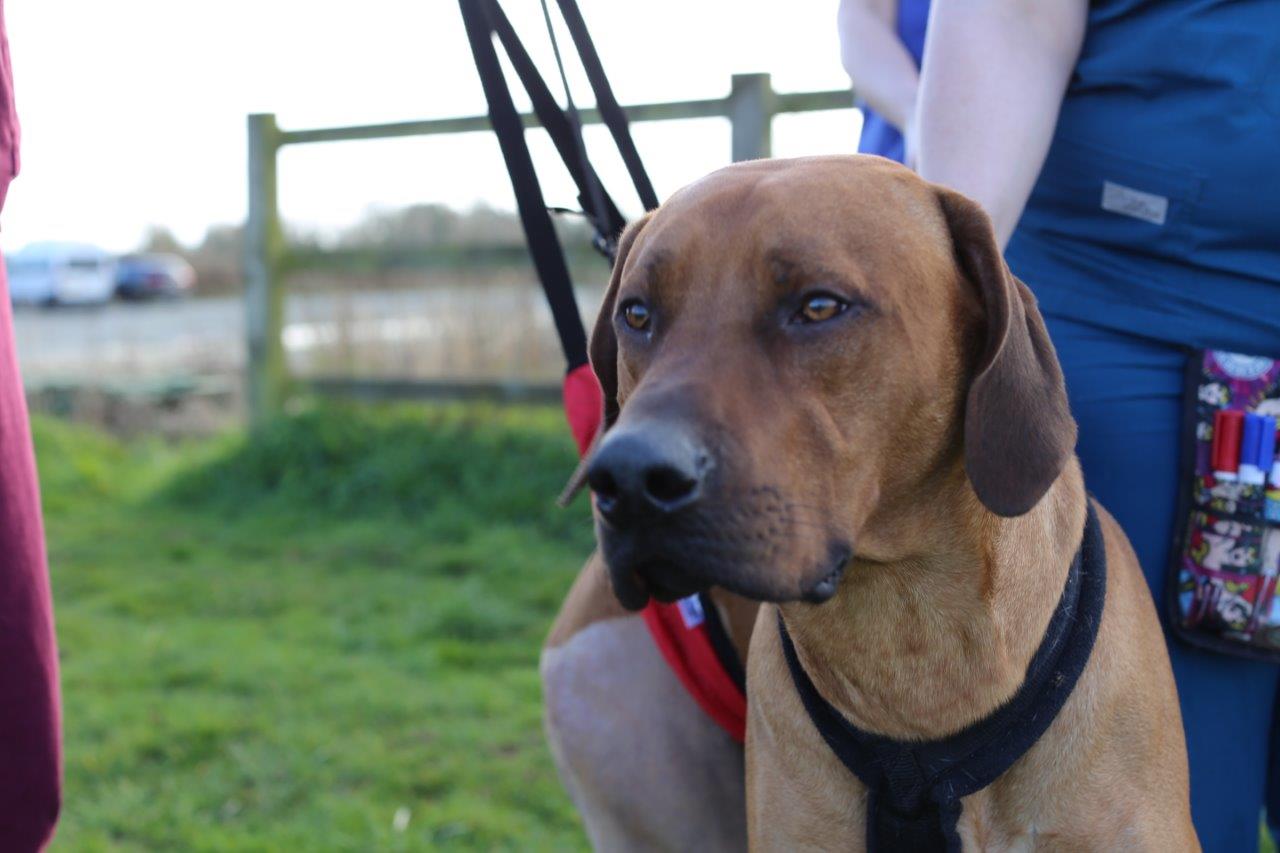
[586,156,1074,610]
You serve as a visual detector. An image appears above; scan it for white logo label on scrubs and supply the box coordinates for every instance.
[1101,181,1168,226]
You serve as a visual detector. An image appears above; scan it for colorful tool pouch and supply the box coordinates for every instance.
[1170,350,1280,660]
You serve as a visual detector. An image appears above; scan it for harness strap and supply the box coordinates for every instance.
[699,590,747,694]
[460,0,749,747]
[485,0,626,244]
[458,0,588,369]
[778,502,1107,852]
[459,0,660,365]
[642,594,748,742]
[550,0,660,212]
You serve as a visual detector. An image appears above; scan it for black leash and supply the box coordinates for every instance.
[458,0,655,266]
[458,0,589,369]
[778,502,1107,852]
[536,0,612,253]
[548,0,659,212]
[458,0,660,373]
[483,0,625,247]
[458,0,744,715]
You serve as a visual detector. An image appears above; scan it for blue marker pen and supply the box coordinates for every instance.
[1266,420,1280,523]
[1259,416,1277,478]
[1240,413,1269,486]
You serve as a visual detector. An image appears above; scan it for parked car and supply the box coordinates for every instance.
[113,253,196,299]
[6,242,116,306]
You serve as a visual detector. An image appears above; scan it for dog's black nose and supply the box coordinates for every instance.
[587,424,708,524]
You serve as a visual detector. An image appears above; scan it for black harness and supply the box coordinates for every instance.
[778,503,1106,852]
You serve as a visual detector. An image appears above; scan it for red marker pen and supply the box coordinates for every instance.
[1212,409,1245,482]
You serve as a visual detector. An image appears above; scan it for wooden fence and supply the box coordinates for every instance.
[244,72,853,423]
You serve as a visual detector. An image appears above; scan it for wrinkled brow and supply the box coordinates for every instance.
[626,247,673,287]
[764,248,852,293]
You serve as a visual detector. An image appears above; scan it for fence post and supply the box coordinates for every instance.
[728,73,774,162]
[245,113,286,425]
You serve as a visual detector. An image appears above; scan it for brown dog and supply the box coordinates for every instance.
[544,155,1196,850]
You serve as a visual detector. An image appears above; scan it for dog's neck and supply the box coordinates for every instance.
[779,458,1087,741]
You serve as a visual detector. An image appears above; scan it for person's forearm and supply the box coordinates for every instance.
[837,0,920,132]
[915,0,1088,248]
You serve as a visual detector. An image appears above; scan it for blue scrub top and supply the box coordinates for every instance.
[855,0,930,163]
[1007,0,1280,358]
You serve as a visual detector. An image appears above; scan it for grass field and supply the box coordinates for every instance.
[38,402,1280,851]
[38,403,594,850]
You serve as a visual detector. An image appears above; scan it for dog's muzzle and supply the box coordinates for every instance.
[587,421,712,608]
[587,420,850,609]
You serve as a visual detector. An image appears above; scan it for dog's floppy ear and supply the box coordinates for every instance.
[937,188,1075,517]
[590,212,653,431]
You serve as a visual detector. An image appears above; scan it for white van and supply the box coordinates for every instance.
[6,242,116,306]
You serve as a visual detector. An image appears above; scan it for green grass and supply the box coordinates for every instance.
[47,402,1273,851]
[38,402,595,851]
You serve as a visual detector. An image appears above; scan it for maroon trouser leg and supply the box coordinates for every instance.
[0,1,63,848]
[0,266,60,851]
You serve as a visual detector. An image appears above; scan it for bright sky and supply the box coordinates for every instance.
[5,0,861,254]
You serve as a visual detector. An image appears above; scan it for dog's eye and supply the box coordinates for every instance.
[793,293,849,325]
[620,299,651,332]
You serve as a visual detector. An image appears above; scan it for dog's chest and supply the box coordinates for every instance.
[955,791,1038,852]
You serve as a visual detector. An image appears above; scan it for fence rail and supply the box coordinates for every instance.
[244,72,854,423]
[304,377,565,405]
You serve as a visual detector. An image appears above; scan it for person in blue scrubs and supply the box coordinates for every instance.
[914,1,1280,849]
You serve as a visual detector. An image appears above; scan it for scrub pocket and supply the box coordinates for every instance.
[1169,350,1280,660]
[1025,137,1203,263]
